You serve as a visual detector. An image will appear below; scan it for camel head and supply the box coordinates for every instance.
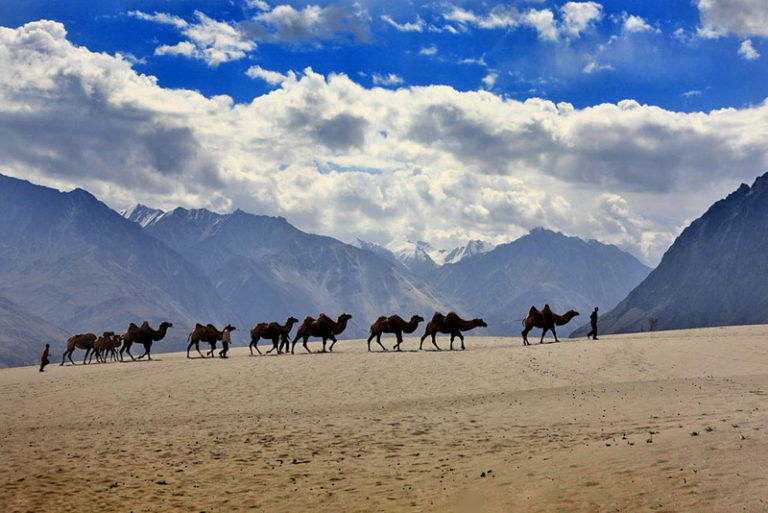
[475,318,488,328]
[565,310,580,318]
[411,315,425,323]
[102,331,114,337]
[159,321,173,329]
[339,313,352,323]
[287,316,299,324]
[224,324,237,332]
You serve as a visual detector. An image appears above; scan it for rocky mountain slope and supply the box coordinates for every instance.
[126,207,453,338]
[576,172,768,334]
[0,174,228,357]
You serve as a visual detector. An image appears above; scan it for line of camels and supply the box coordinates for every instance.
[60,305,580,365]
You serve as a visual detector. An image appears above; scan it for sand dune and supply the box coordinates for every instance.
[2,325,768,512]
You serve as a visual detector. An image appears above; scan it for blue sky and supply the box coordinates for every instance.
[0,1,767,265]
[2,0,764,111]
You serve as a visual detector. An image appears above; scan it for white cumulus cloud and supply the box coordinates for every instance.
[696,0,768,37]
[3,20,768,266]
[246,65,297,85]
[738,39,760,59]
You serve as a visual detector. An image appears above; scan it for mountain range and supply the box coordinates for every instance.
[353,238,495,276]
[0,175,228,353]
[430,228,652,336]
[0,172,658,367]
[122,205,452,339]
[574,171,768,335]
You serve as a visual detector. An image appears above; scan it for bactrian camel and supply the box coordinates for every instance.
[291,313,352,354]
[367,315,425,352]
[187,323,236,358]
[92,331,122,363]
[61,333,98,365]
[120,321,173,361]
[521,304,579,345]
[419,312,487,351]
[249,316,299,355]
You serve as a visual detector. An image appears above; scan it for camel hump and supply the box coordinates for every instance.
[140,320,150,328]
[542,304,552,313]
[528,306,539,316]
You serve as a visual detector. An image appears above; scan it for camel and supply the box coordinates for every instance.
[419,312,487,351]
[186,323,236,358]
[61,333,98,365]
[92,332,122,363]
[291,313,352,354]
[367,314,425,352]
[521,304,580,345]
[120,321,173,361]
[249,316,299,355]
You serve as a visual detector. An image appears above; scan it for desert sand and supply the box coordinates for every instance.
[2,325,768,512]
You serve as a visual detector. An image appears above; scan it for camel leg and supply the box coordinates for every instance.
[393,333,402,352]
[60,349,71,366]
[137,343,151,360]
[302,338,311,353]
[551,326,559,343]
[366,332,375,352]
[430,333,441,351]
[121,343,135,361]
[329,335,340,352]
[458,332,466,350]
[539,327,548,344]
[82,348,91,365]
[277,335,288,354]
[521,328,530,346]
[419,332,428,350]
[376,333,388,352]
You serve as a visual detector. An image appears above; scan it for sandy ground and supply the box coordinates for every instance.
[2,325,768,513]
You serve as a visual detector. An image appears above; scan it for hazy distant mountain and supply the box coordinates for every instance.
[353,238,402,268]
[431,228,652,337]
[0,174,228,351]
[127,207,454,338]
[578,172,768,335]
[0,296,69,368]
[443,240,496,265]
[386,240,440,276]
[355,238,495,277]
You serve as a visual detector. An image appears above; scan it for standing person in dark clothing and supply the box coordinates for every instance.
[219,326,233,358]
[39,343,51,372]
[586,307,599,340]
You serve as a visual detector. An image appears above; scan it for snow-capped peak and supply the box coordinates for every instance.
[121,204,165,228]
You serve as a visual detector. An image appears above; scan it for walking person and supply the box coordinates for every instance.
[586,306,599,340]
[39,343,51,372]
[219,326,233,358]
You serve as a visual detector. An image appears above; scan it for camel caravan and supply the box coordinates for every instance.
[58,304,582,366]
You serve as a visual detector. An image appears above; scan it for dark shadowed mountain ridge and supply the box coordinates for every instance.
[0,174,228,352]
[576,172,768,335]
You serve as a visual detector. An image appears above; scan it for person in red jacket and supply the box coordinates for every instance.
[39,343,51,372]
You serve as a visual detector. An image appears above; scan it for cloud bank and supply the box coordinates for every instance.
[2,21,768,265]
